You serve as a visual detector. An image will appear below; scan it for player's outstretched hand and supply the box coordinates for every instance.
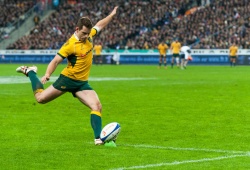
[111,6,118,16]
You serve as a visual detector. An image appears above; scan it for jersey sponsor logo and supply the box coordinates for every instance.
[81,47,93,57]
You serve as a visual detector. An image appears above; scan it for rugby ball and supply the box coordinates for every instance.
[100,122,121,142]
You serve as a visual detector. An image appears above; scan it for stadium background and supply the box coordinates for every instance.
[0,0,249,65]
[0,1,250,169]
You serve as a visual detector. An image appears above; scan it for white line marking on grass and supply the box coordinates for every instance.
[89,77,157,81]
[121,144,248,154]
[110,154,249,170]
[0,76,156,84]
[85,142,249,170]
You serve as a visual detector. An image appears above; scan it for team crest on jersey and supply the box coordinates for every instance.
[61,86,66,89]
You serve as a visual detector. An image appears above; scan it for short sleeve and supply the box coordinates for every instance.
[90,26,100,38]
[57,40,73,58]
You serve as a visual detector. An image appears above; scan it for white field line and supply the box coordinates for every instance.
[109,154,249,170]
[0,76,156,84]
[0,76,234,86]
[120,144,249,154]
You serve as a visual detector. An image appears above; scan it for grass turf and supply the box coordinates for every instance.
[0,64,249,169]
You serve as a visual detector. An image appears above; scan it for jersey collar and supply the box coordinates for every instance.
[74,32,80,41]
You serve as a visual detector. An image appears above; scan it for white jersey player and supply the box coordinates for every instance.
[180,45,192,69]
[112,50,120,65]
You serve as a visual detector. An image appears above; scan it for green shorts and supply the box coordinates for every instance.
[53,74,93,97]
[230,56,236,58]
[172,53,179,57]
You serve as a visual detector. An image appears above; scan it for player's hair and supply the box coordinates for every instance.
[76,17,93,30]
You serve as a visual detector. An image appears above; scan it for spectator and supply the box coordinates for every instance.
[33,14,40,26]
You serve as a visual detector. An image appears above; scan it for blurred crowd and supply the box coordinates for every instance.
[0,0,34,28]
[4,0,250,50]
[0,0,44,42]
[184,0,250,49]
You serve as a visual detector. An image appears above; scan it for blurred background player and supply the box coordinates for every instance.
[180,45,192,69]
[229,42,238,67]
[170,38,181,68]
[112,50,120,65]
[93,42,103,65]
[157,41,169,69]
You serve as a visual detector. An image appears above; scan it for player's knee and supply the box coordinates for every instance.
[36,98,47,104]
[97,102,102,112]
[92,102,102,112]
[35,95,48,104]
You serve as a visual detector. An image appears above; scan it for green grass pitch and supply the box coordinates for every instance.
[0,64,249,170]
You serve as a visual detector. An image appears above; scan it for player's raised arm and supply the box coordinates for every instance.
[94,6,118,31]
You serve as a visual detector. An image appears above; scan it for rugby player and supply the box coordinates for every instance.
[16,6,119,145]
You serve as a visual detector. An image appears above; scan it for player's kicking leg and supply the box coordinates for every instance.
[16,65,65,103]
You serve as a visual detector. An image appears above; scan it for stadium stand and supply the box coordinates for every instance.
[2,0,250,50]
[0,0,35,42]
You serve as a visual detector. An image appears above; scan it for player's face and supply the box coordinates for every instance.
[76,26,90,42]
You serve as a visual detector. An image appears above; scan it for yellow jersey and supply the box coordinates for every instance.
[94,45,102,55]
[57,28,98,81]
[229,45,238,56]
[171,41,181,54]
[158,43,168,55]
